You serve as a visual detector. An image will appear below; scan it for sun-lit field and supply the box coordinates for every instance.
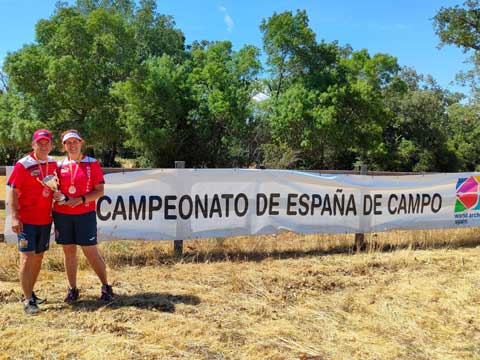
[2,174,480,359]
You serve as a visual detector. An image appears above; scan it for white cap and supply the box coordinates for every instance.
[62,132,82,143]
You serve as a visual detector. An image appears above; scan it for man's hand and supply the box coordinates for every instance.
[53,191,63,201]
[11,216,23,234]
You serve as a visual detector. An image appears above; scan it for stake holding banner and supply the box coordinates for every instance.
[4,168,479,242]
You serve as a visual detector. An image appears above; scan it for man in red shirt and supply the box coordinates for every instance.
[7,129,57,314]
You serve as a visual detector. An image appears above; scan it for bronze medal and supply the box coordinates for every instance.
[68,155,82,196]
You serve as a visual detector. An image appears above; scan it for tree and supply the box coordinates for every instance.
[0,91,44,164]
[4,5,136,165]
[260,10,318,99]
[3,0,186,166]
[185,41,261,167]
[445,102,480,171]
[434,0,480,52]
[434,0,480,96]
[379,70,461,172]
[112,55,189,167]
[260,11,401,169]
[133,0,186,63]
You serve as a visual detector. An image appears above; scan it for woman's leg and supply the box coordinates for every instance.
[62,244,77,288]
[81,245,108,285]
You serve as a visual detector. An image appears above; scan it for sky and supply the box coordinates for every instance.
[0,0,471,94]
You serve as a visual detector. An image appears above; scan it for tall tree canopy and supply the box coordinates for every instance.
[3,0,185,165]
[0,4,471,172]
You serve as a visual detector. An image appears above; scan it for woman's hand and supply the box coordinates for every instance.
[66,197,83,208]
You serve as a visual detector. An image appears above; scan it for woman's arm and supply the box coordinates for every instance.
[65,184,104,208]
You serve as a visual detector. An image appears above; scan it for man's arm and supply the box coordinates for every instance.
[9,188,22,234]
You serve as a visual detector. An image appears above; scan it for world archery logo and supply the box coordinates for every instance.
[455,176,480,212]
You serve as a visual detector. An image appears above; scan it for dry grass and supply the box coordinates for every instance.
[2,175,480,358]
[0,230,480,359]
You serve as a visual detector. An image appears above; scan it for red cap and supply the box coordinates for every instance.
[32,129,52,143]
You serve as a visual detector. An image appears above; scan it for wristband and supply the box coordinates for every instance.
[81,195,86,203]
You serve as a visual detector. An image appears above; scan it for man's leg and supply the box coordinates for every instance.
[19,251,43,300]
[31,252,44,287]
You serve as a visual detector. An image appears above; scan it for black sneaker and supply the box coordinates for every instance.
[64,287,79,303]
[100,284,113,302]
[32,291,46,305]
[24,299,39,315]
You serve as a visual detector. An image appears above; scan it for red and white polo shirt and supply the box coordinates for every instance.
[54,156,105,215]
[7,153,57,225]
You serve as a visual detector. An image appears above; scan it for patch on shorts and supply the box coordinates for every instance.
[19,234,28,249]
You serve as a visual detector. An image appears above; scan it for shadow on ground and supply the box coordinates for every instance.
[54,292,201,312]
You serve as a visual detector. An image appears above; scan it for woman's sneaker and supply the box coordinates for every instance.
[100,285,113,302]
[64,287,79,303]
[24,299,39,315]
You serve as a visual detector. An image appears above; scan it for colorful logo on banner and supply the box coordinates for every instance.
[455,176,480,212]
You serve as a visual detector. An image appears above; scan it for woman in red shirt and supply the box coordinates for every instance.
[53,129,113,302]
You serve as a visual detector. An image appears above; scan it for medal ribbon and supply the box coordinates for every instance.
[68,154,82,190]
[33,153,51,197]
[32,152,49,181]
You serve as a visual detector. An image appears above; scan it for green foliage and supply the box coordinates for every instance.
[112,55,187,167]
[260,11,397,169]
[434,0,480,52]
[0,91,45,164]
[445,102,480,171]
[185,41,261,167]
[3,0,185,166]
[0,5,474,171]
[260,142,301,169]
[433,1,480,100]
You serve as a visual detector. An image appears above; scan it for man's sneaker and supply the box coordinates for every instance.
[100,284,113,302]
[32,291,46,305]
[24,299,39,315]
[64,287,79,303]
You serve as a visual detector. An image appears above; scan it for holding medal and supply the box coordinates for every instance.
[53,129,114,303]
[7,129,57,314]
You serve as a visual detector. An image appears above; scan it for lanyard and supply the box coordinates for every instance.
[32,153,48,180]
[68,154,82,186]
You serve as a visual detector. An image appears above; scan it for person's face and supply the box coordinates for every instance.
[64,138,83,157]
[32,139,52,160]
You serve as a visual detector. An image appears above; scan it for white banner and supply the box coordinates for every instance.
[4,168,480,242]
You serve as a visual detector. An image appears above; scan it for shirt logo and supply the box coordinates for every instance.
[31,169,40,177]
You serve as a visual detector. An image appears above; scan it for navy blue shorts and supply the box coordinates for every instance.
[18,223,51,254]
[53,211,98,246]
